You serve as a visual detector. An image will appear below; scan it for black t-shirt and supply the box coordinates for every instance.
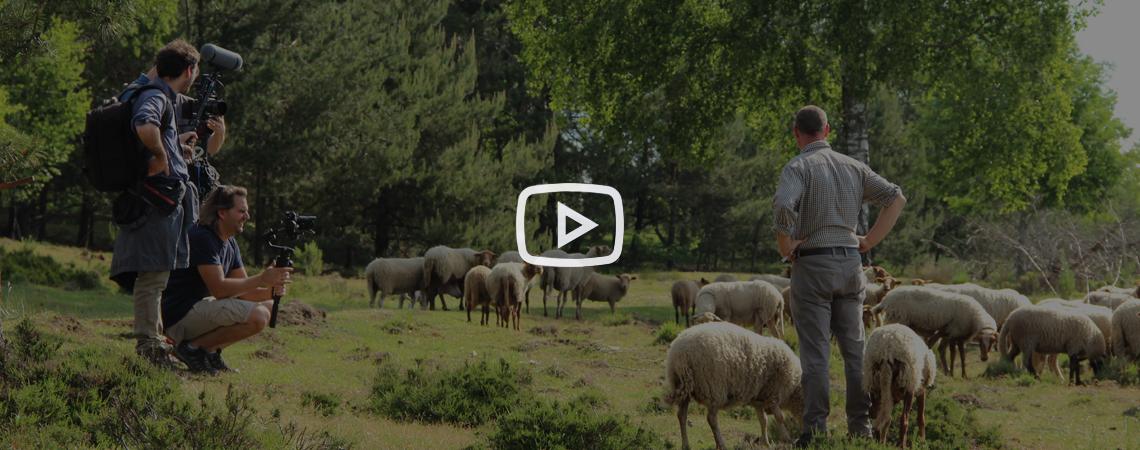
[162,224,244,327]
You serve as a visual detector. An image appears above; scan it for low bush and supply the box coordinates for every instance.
[484,395,667,450]
[0,247,104,291]
[654,322,683,345]
[369,358,532,427]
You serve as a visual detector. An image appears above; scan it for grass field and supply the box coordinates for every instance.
[3,238,1140,449]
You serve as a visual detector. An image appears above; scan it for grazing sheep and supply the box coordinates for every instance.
[863,324,937,448]
[999,305,1106,385]
[538,246,608,318]
[497,251,523,263]
[862,278,900,329]
[664,321,804,449]
[1111,300,1140,360]
[780,287,794,326]
[750,274,791,290]
[925,283,1031,331]
[364,257,425,309]
[1085,290,1134,310]
[692,281,784,339]
[714,274,738,283]
[574,273,637,317]
[487,262,542,330]
[863,265,892,283]
[422,246,495,311]
[1096,285,1138,297]
[463,266,495,326]
[871,286,997,378]
[1038,299,1114,355]
[672,278,711,326]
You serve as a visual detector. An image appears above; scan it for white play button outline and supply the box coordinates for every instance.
[556,202,599,249]
[515,183,623,267]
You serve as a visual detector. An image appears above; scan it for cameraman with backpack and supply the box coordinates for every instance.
[109,39,206,368]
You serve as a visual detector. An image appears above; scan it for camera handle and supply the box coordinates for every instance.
[268,245,294,328]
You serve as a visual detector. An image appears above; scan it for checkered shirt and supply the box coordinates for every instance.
[772,140,901,249]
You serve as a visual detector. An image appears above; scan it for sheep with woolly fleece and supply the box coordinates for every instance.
[925,283,1030,331]
[664,321,803,449]
[863,324,937,448]
[487,262,542,330]
[713,274,737,283]
[999,305,1106,385]
[497,250,523,263]
[1085,290,1134,310]
[862,277,900,330]
[422,246,495,311]
[692,280,784,339]
[672,278,710,326]
[537,246,609,318]
[364,257,425,309]
[1096,285,1139,297]
[574,273,637,317]
[750,274,790,290]
[463,266,494,326]
[1038,299,1113,352]
[1111,300,1140,360]
[871,286,996,378]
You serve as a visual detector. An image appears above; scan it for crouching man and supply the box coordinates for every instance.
[161,185,292,374]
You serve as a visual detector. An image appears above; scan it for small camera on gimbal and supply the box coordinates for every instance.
[263,211,317,328]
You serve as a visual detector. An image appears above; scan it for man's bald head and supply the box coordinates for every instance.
[794,106,828,136]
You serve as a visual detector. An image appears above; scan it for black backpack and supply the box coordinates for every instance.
[82,85,170,192]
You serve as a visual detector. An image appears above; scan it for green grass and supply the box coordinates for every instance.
[3,243,1140,448]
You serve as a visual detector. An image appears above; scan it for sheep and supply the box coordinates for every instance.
[487,262,543,330]
[871,286,996,378]
[574,273,637,317]
[863,324,937,448]
[1111,300,1140,360]
[862,277,900,329]
[1096,285,1138,297]
[422,246,495,311]
[692,281,784,339]
[463,266,495,326]
[780,286,794,325]
[925,283,1030,331]
[999,305,1106,385]
[713,274,737,283]
[664,321,804,449]
[1085,290,1135,310]
[364,257,425,309]
[497,250,523,263]
[750,274,790,290]
[538,246,608,318]
[1038,299,1113,354]
[672,278,711,326]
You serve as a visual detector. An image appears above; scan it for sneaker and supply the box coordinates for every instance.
[136,340,177,370]
[174,341,218,375]
[206,350,238,373]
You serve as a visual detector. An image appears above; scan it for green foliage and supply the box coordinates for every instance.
[369,358,532,427]
[484,396,667,450]
[1095,358,1140,387]
[983,359,1025,379]
[653,322,683,345]
[301,390,342,417]
[294,241,324,276]
[920,395,1004,449]
[0,246,103,291]
[601,312,632,327]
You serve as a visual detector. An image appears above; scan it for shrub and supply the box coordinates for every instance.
[919,395,1003,449]
[654,322,683,345]
[982,359,1023,379]
[369,358,532,427]
[484,396,667,450]
[601,313,632,326]
[1095,357,1140,386]
[0,247,104,291]
[293,241,324,276]
[302,391,342,417]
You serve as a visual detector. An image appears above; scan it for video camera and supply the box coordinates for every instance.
[182,44,242,134]
[263,211,317,328]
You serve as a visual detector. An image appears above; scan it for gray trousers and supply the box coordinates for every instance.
[790,250,871,436]
[133,270,171,347]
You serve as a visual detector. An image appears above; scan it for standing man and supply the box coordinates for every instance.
[772,105,906,445]
[109,39,202,367]
[162,185,292,374]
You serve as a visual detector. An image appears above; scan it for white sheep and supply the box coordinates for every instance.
[713,274,737,283]
[364,257,425,309]
[1084,290,1135,310]
[664,321,803,449]
[573,273,637,317]
[692,280,784,339]
[863,324,937,448]
[925,283,1030,331]
[422,246,495,311]
[1096,284,1139,297]
[862,277,900,330]
[1111,299,1140,360]
[496,250,523,263]
[871,286,997,378]
[463,266,495,326]
[538,246,608,318]
[672,278,710,327]
[1038,299,1114,355]
[750,274,790,290]
[999,305,1106,385]
[487,262,542,330]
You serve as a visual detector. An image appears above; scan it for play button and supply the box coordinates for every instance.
[556,202,598,249]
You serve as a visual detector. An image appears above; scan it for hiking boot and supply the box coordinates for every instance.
[206,349,238,373]
[174,341,218,375]
[136,340,177,370]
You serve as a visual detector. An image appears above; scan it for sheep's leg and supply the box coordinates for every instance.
[676,398,691,450]
[917,391,927,442]
[609,300,615,314]
[937,339,951,376]
[1025,347,1038,377]
[1070,356,1083,386]
[899,391,913,449]
[675,305,680,325]
[755,407,771,447]
[707,407,726,450]
[542,283,550,317]
[1048,354,1065,381]
[768,406,791,443]
[524,285,531,314]
[958,341,968,379]
[481,304,490,326]
[947,342,956,375]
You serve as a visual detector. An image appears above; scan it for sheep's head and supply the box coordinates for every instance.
[691,312,722,324]
[586,245,612,257]
[616,274,637,295]
[861,305,877,330]
[975,328,997,361]
[523,263,543,280]
[698,277,711,287]
[475,250,495,267]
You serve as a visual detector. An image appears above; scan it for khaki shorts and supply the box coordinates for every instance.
[166,297,259,344]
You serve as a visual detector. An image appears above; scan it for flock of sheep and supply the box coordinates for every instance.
[363,248,1140,448]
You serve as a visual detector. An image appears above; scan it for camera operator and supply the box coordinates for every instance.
[161,185,292,374]
[121,67,228,161]
[109,39,203,368]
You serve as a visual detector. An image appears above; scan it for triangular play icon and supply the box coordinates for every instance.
[556,201,599,249]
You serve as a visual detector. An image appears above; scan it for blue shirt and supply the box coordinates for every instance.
[132,78,188,180]
[161,224,244,327]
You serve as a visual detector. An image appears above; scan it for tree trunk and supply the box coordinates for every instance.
[372,190,390,257]
[841,88,871,265]
[35,184,48,240]
[76,192,94,248]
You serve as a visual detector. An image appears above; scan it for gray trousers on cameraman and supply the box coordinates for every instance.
[134,271,170,347]
[790,250,872,436]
